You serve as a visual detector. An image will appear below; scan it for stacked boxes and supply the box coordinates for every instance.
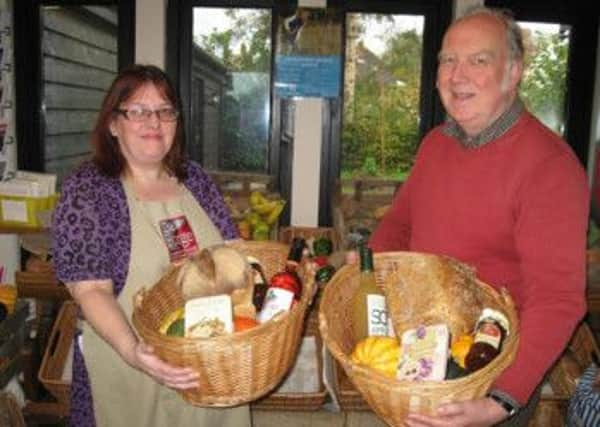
[0,171,58,228]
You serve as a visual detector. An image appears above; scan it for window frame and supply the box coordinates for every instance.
[167,0,450,227]
[485,0,600,167]
[13,0,135,173]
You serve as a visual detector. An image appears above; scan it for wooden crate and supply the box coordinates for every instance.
[15,271,71,301]
[38,301,78,416]
[529,322,600,426]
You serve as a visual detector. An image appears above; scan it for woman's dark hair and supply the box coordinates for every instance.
[91,64,187,180]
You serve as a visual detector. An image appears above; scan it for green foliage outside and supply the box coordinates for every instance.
[195,9,271,172]
[519,28,569,135]
[196,10,568,179]
[342,27,422,181]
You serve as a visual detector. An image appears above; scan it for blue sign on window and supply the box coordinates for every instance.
[275,55,341,98]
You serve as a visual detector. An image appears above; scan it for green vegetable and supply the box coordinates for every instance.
[166,318,185,337]
[313,237,333,256]
[445,358,468,380]
[315,264,336,284]
[252,222,270,241]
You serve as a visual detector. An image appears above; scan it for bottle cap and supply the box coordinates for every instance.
[288,237,306,262]
[477,308,510,335]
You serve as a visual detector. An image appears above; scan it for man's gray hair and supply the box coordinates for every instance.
[461,6,524,62]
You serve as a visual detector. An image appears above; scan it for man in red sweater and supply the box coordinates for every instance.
[370,7,589,427]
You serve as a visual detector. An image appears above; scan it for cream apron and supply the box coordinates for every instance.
[81,181,251,427]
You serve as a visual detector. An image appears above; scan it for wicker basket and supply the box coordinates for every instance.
[319,252,519,426]
[38,300,77,415]
[132,240,315,407]
[0,392,25,427]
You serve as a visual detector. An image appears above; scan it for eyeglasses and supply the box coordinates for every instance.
[114,106,179,122]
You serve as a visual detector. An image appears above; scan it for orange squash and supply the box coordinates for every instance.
[351,336,401,378]
[234,316,258,332]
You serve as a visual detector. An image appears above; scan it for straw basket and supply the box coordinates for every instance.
[319,252,519,426]
[132,240,315,407]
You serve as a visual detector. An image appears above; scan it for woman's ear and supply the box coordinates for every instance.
[109,121,118,138]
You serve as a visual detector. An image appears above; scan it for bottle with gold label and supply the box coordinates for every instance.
[351,245,389,342]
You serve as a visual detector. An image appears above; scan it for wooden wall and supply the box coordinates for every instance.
[41,6,118,184]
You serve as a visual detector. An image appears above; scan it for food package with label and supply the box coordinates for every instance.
[396,323,449,381]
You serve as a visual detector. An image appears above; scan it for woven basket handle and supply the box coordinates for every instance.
[499,287,513,305]
[133,287,147,310]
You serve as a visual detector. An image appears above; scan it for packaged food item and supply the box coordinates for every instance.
[397,323,449,381]
[184,294,233,338]
[464,308,509,373]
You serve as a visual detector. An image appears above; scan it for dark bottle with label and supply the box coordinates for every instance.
[257,238,305,323]
[248,256,269,311]
[464,308,509,373]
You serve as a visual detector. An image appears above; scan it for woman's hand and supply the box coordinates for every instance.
[67,279,199,390]
[132,342,199,390]
[405,397,509,427]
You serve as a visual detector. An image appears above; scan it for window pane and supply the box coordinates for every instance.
[41,5,118,184]
[519,22,570,136]
[342,13,424,182]
[192,7,272,173]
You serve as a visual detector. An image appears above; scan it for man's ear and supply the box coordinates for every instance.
[509,59,524,90]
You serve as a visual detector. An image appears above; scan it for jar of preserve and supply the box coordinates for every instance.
[464,308,509,373]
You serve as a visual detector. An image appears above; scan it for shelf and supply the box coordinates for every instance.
[0,225,47,234]
[15,271,70,301]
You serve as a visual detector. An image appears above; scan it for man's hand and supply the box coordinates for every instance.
[405,397,509,427]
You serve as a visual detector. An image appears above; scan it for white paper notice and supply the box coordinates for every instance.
[299,0,326,8]
[1,199,27,222]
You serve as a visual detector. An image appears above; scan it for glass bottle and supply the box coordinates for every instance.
[257,238,305,323]
[351,245,389,342]
[464,308,509,373]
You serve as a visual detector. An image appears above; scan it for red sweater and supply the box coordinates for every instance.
[370,112,589,405]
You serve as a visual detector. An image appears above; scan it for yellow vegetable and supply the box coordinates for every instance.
[450,334,474,368]
[0,285,17,314]
[265,200,285,225]
[351,336,401,378]
[158,307,185,335]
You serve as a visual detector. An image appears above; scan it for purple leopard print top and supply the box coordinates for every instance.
[51,160,237,426]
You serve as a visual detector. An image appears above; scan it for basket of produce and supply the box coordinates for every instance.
[319,251,519,426]
[132,240,315,407]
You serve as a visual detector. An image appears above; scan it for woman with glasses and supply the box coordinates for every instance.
[52,65,250,427]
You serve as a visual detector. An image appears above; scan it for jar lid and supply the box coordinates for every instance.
[478,308,510,335]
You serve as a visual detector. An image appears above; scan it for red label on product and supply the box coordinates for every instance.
[159,215,199,262]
